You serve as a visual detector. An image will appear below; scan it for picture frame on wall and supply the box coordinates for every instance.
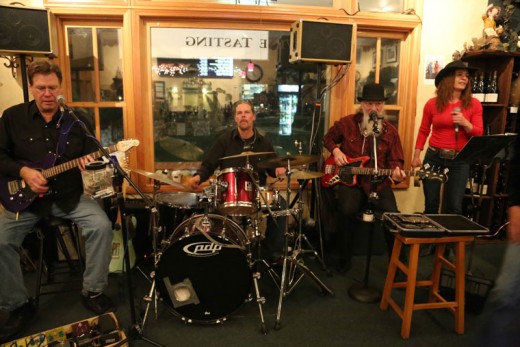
[154,81,165,100]
[386,45,397,63]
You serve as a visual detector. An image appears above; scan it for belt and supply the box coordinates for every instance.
[429,146,458,159]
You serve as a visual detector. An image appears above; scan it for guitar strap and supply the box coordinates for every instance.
[56,112,76,157]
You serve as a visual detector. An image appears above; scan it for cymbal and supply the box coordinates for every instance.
[220,151,274,160]
[282,170,324,180]
[131,169,190,190]
[257,154,320,169]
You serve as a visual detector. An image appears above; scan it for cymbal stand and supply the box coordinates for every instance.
[274,160,334,330]
[242,155,271,334]
[287,179,329,281]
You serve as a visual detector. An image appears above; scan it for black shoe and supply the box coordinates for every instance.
[335,258,352,274]
[81,292,116,315]
[0,299,36,343]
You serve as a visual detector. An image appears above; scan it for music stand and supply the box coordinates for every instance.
[454,134,517,164]
[455,134,517,220]
[454,134,517,271]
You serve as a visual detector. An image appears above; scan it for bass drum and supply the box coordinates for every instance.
[155,214,252,324]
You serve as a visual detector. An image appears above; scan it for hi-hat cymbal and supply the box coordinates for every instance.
[131,169,190,190]
[281,170,324,180]
[220,151,274,160]
[257,154,320,169]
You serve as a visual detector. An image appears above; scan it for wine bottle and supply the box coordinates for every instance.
[485,71,498,103]
[473,72,485,102]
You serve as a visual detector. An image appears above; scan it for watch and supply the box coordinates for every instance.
[246,64,263,83]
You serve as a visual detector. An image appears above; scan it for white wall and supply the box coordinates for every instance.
[394,0,488,213]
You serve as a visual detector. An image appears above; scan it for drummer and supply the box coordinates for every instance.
[187,99,286,262]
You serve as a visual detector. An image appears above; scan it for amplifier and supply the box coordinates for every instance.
[382,213,489,237]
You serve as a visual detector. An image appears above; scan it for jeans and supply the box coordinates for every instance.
[0,195,113,311]
[474,243,520,346]
[422,147,470,214]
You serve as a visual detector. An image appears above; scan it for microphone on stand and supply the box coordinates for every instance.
[369,111,380,134]
[56,95,68,128]
[57,95,68,112]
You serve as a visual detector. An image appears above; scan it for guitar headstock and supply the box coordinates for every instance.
[417,164,449,183]
[116,139,140,152]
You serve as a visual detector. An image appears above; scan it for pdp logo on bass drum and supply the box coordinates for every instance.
[183,242,222,257]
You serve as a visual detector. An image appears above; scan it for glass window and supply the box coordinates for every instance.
[151,29,321,168]
[355,36,400,105]
[358,0,404,13]
[65,25,125,146]
[100,108,124,146]
[68,27,95,102]
[148,0,334,6]
[97,28,124,102]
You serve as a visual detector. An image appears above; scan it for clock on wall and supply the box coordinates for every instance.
[246,63,263,83]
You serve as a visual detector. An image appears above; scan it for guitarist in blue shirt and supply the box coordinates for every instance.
[0,60,115,342]
[323,83,406,273]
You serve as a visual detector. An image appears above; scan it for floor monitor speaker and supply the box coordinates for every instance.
[0,5,57,56]
[289,20,355,65]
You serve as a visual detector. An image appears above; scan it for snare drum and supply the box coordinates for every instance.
[257,186,280,210]
[155,214,251,324]
[216,168,258,216]
[155,192,202,236]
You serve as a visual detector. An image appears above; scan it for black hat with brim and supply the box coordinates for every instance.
[434,60,478,87]
[357,83,388,102]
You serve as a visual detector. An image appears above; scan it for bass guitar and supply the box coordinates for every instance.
[0,139,139,213]
[321,154,447,188]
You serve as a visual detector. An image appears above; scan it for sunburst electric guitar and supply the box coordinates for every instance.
[320,155,448,188]
[0,139,139,212]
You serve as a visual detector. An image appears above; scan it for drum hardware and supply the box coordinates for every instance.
[256,154,320,169]
[273,157,334,331]
[131,168,192,191]
[279,169,324,180]
[219,151,274,160]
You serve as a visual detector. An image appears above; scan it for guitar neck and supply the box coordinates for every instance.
[41,145,117,179]
[339,166,414,177]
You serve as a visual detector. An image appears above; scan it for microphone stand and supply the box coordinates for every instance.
[63,107,164,346]
[348,119,382,303]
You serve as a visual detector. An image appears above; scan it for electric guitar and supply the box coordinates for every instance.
[320,155,448,188]
[0,139,139,213]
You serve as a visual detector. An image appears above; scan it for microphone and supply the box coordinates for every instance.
[453,107,461,134]
[57,95,67,112]
[369,111,379,122]
[56,95,68,128]
[369,111,380,134]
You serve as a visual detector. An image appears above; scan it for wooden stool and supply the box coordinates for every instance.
[379,234,474,339]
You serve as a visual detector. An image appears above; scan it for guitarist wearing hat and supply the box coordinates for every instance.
[323,83,406,273]
[0,61,116,342]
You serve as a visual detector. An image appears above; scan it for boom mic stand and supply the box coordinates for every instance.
[348,121,382,303]
[62,107,164,346]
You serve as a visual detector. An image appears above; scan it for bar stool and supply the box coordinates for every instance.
[34,216,84,308]
[379,233,475,339]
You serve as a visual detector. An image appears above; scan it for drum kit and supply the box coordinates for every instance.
[131,150,333,333]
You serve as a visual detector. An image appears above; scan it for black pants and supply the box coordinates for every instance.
[333,185,398,262]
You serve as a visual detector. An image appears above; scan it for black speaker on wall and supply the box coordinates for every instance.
[289,20,355,65]
[0,5,57,56]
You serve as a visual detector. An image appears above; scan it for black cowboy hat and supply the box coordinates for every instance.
[434,60,478,87]
[357,83,388,102]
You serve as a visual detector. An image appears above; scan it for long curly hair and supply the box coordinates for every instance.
[435,74,474,112]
